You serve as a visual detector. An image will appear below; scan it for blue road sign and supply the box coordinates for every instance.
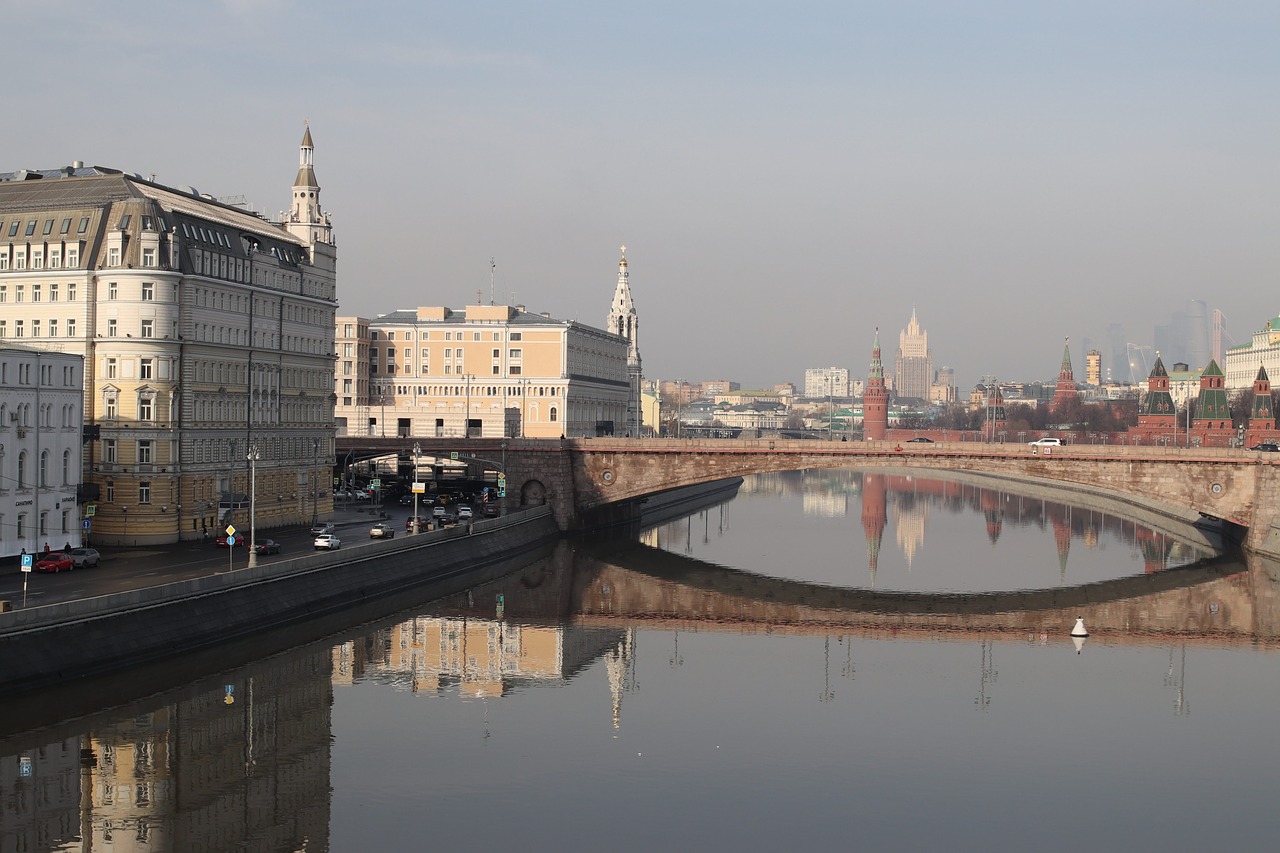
[226,535,236,547]
[82,519,92,529]
[21,554,33,571]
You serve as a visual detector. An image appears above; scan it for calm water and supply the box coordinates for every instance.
[3,469,1279,852]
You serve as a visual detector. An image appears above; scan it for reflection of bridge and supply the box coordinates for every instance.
[336,436,1280,555]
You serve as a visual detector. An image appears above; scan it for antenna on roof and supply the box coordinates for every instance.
[490,257,496,305]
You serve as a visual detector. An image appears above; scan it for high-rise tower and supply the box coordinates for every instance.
[606,245,642,436]
[893,308,932,401]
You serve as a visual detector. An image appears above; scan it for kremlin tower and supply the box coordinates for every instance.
[863,329,889,440]
[1051,337,1078,412]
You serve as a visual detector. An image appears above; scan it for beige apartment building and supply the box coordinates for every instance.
[0,127,337,544]
[336,302,632,439]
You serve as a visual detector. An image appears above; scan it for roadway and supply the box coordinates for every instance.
[0,498,462,611]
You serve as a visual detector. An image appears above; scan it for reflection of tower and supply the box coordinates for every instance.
[1136,528,1173,574]
[863,329,889,440]
[604,629,636,730]
[893,493,928,570]
[975,640,997,710]
[1163,645,1190,716]
[860,472,888,587]
[980,488,1003,544]
[1048,503,1072,583]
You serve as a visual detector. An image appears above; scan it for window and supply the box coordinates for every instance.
[0,320,6,337]
[15,320,23,338]
[67,283,76,301]
[141,320,154,338]
[60,218,71,234]
[106,358,118,378]
[550,406,558,422]
[344,343,353,357]
[42,219,54,236]
[62,449,71,484]
[105,396,117,419]
[108,247,120,266]
[119,214,131,229]
[25,220,37,236]
[48,249,60,268]
[343,324,353,337]
[32,320,41,337]
[31,284,41,302]
[108,282,118,300]
[509,349,522,359]
[139,482,151,504]
[139,397,153,421]
[141,282,154,300]
[67,318,76,336]
[139,358,153,379]
[137,441,153,464]
[108,319,118,337]
[104,440,118,463]
[510,365,522,375]
[510,332,522,341]
[77,217,89,234]
[473,332,480,341]
[7,221,19,237]
[49,319,58,337]
[0,285,5,302]
[15,285,23,302]
[66,246,78,267]
[493,349,500,358]
[105,482,115,503]
[49,283,58,301]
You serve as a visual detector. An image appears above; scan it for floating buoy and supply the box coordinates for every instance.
[1072,635,1086,655]
[1071,617,1088,638]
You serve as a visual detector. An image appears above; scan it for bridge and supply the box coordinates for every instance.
[335,436,1280,557]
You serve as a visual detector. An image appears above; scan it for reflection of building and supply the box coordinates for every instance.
[0,738,81,849]
[860,472,887,586]
[1,128,339,544]
[894,493,928,569]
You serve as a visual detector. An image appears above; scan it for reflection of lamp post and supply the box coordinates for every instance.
[247,445,260,569]
[412,442,421,534]
[311,438,320,526]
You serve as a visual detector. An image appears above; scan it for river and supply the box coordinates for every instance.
[1,468,1277,852]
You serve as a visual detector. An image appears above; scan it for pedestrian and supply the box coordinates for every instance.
[43,543,51,555]
[63,542,71,553]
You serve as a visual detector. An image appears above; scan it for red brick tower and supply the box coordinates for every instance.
[1052,337,1078,412]
[863,329,889,440]
[1249,365,1275,431]
[1135,353,1176,442]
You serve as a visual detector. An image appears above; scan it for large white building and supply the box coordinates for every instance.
[894,308,933,401]
[1224,314,1280,391]
[0,128,338,545]
[804,367,850,399]
[0,347,85,557]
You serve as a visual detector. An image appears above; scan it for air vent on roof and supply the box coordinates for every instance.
[200,193,215,201]
[14,170,42,181]
[72,160,84,169]
[177,185,199,197]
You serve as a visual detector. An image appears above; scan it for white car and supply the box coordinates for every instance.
[457,505,473,520]
[1028,438,1064,447]
[369,522,395,539]
[313,534,341,550]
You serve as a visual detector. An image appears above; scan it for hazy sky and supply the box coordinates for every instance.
[8,1,1280,391]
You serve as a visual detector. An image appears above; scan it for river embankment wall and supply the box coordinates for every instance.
[0,507,560,695]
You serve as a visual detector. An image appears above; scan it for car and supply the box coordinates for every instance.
[216,533,241,547]
[67,547,101,568]
[1028,438,1064,447]
[406,515,431,532]
[313,534,341,550]
[35,553,74,573]
[432,505,448,518]
[254,539,282,555]
[482,504,500,518]
[438,512,458,526]
[310,522,335,536]
[353,490,371,500]
[370,522,396,539]
[1249,442,1280,452]
[906,437,934,443]
[457,505,473,520]
[399,494,414,506]
[334,489,353,500]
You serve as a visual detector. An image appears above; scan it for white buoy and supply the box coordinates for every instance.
[1071,617,1088,637]
[1072,635,1086,655]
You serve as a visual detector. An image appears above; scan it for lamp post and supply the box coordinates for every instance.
[121,506,128,547]
[412,442,421,534]
[247,445,260,568]
[311,438,320,526]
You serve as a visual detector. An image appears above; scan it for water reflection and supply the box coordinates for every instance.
[3,472,1279,851]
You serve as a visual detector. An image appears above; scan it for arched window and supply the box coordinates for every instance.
[549,406,558,423]
[40,450,49,487]
[63,449,72,484]
[17,451,26,489]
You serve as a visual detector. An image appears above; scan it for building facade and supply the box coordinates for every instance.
[334,303,632,440]
[0,348,85,557]
[893,308,932,401]
[0,128,338,545]
[1224,314,1280,390]
[804,367,850,399]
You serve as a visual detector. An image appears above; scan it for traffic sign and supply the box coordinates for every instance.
[412,482,425,493]
[225,524,236,537]
[226,535,236,547]
[370,478,382,489]
[82,520,92,530]
[21,554,33,573]
[84,504,97,517]
[450,452,459,460]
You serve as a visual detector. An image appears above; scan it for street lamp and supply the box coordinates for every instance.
[412,442,421,534]
[311,438,320,526]
[247,445,260,568]
[121,506,128,547]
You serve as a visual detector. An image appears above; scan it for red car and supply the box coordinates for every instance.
[216,534,241,547]
[35,553,74,573]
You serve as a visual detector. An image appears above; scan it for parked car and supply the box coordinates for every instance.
[1028,438,1064,447]
[254,539,282,555]
[313,534,341,550]
[310,522,335,537]
[353,490,371,500]
[406,515,431,532]
[370,522,396,539]
[1249,442,1279,452]
[216,533,241,547]
[334,489,353,500]
[67,547,101,568]
[906,437,934,443]
[457,505,473,520]
[36,553,74,573]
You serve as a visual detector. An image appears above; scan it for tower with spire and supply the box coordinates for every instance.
[1191,359,1233,447]
[1135,353,1176,443]
[1051,337,1078,412]
[893,307,933,401]
[606,245,642,436]
[1248,365,1275,433]
[863,329,889,440]
[284,123,336,274]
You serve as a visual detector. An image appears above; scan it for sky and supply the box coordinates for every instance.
[7,1,1280,391]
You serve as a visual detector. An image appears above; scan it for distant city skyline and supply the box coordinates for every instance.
[5,3,1278,392]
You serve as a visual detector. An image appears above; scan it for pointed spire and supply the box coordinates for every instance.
[1059,337,1073,376]
[869,327,884,379]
